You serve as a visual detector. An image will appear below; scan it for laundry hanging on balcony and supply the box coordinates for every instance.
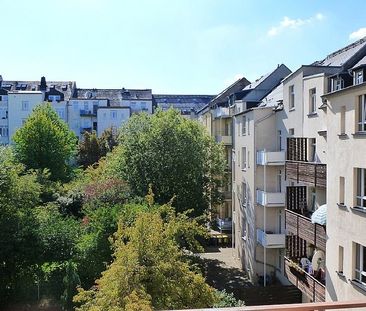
[311,204,327,226]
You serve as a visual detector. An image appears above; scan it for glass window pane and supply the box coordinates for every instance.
[356,244,361,269]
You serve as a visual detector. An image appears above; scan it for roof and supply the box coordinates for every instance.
[0,78,75,100]
[352,55,366,70]
[312,37,366,67]
[154,94,214,112]
[259,83,284,107]
[74,88,152,106]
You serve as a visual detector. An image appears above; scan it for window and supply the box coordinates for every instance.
[289,128,295,136]
[277,130,282,151]
[21,101,29,111]
[355,70,364,85]
[309,88,316,113]
[354,243,366,285]
[357,95,366,132]
[49,95,61,101]
[111,110,117,119]
[73,102,79,111]
[241,147,246,169]
[277,170,282,193]
[309,138,316,162]
[56,108,65,119]
[338,246,344,274]
[340,106,346,134]
[339,176,345,205]
[332,77,344,91]
[242,115,246,135]
[0,108,7,119]
[289,85,295,109]
[241,182,247,206]
[356,168,366,209]
[0,126,8,137]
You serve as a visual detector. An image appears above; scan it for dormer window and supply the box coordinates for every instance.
[354,70,364,85]
[331,77,344,92]
[49,95,61,101]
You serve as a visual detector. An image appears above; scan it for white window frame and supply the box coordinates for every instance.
[49,95,61,101]
[309,88,316,113]
[333,78,344,91]
[289,85,295,109]
[355,243,366,285]
[0,126,8,137]
[357,95,366,132]
[355,70,364,85]
[356,168,366,209]
[21,101,29,111]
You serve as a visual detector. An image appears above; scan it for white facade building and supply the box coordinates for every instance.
[97,107,130,135]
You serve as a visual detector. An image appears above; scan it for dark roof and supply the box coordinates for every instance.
[0,79,75,100]
[154,94,213,112]
[352,56,366,70]
[74,88,152,106]
[312,37,366,68]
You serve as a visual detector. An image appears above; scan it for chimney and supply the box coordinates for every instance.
[40,76,47,91]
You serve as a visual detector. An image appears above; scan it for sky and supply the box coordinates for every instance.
[1,0,366,94]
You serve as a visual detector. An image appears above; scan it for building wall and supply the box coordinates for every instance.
[326,84,366,302]
[8,92,43,143]
[97,107,131,136]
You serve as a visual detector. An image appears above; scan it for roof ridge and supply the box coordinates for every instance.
[324,37,366,60]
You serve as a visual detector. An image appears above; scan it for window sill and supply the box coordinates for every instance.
[307,112,318,118]
[352,132,366,137]
[337,203,347,209]
[351,206,366,215]
[241,168,247,172]
[338,133,348,139]
[336,271,346,279]
[289,107,295,112]
[351,279,366,293]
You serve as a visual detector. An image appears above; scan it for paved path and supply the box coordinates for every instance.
[194,247,252,301]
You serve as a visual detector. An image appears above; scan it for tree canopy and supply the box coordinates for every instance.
[13,103,76,181]
[108,109,226,216]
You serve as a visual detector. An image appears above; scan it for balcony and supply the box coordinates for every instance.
[80,127,92,133]
[80,109,97,117]
[286,161,326,188]
[216,218,232,231]
[256,189,285,207]
[285,210,326,251]
[212,106,230,119]
[256,150,285,166]
[215,135,232,145]
[256,229,285,248]
[284,257,325,302]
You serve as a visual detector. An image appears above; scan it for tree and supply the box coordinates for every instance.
[74,205,218,311]
[77,131,101,168]
[13,103,77,181]
[108,109,226,216]
[98,127,118,157]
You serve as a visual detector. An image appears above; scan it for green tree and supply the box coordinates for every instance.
[13,103,77,181]
[98,127,118,157]
[77,131,101,169]
[108,109,226,216]
[74,205,218,311]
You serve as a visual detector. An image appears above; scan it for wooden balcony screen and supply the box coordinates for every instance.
[286,186,307,213]
[285,210,326,251]
[287,137,307,161]
[286,235,307,259]
[284,257,325,302]
[285,161,326,188]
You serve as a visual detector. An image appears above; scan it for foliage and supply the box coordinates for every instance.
[74,205,218,311]
[213,290,245,308]
[77,131,101,169]
[13,103,77,181]
[98,127,118,156]
[108,108,226,216]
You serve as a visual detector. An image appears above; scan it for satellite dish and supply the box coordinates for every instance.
[312,250,326,270]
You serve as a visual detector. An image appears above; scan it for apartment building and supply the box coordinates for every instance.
[231,64,291,284]
[323,56,366,302]
[196,77,251,227]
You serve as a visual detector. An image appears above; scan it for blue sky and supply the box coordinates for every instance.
[2,0,366,94]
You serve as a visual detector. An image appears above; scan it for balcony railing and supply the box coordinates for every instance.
[284,256,325,302]
[285,210,326,251]
[256,189,285,207]
[215,135,232,145]
[256,150,285,166]
[285,161,326,188]
[212,106,230,119]
[169,300,366,310]
[256,229,285,248]
[80,109,97,116]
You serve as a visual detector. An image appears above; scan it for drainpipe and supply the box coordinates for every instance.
[264,148,267,287]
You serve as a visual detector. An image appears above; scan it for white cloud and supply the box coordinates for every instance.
[349,28,366,41]
[267,13,324,37]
